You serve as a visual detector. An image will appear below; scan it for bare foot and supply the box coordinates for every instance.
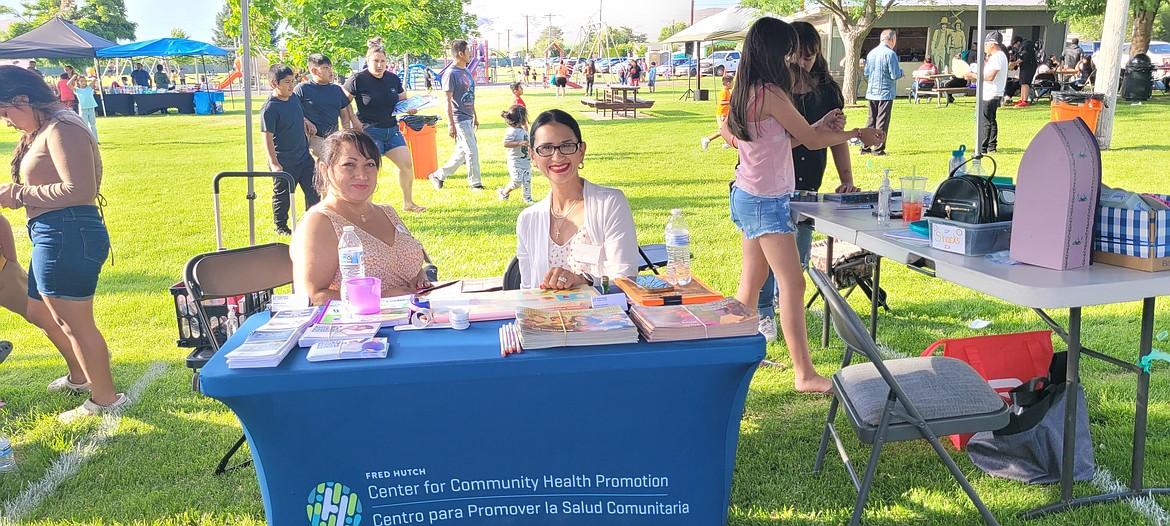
[795,374,834,395]
[404,203,426,213]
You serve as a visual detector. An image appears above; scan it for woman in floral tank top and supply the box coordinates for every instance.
[291,130,431,305]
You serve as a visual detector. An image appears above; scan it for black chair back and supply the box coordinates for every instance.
[184,243,292,351]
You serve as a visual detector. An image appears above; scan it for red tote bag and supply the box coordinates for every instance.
[921,330,1055,449]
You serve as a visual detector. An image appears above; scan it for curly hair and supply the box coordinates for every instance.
[0,65,68,181]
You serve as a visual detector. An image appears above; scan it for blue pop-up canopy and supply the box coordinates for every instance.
[97,38,229,58]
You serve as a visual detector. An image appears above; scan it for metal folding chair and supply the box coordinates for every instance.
[185,242,292,475]
[809,268,1009,525]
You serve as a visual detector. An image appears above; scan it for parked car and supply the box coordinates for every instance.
[528,58,546,69]
[1123,41,1170,66]
[673,59,697,77]
[699,50,740,76]
[1078,40,1100,59]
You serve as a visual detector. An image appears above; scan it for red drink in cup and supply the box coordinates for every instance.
[902,201,923,222]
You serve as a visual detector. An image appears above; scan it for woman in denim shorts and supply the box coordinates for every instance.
[722,19,883,395]
[0,65,126,421]
[342,37,426,212]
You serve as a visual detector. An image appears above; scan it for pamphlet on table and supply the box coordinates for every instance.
[224,309,319,368]
[306,337,389,362]
[317,296,411,327]
[298,322,380,347]
[629,298,759,342]
[514,305,638,349]
[426,286,597,321]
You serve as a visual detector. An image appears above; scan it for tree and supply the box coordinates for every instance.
[230,0,477,74]
[658,21,689,42]
[1048,0,1166,55]
[609,26,646,45]
[170,27,190,39]
[744,0,897,105]
[212,1,237,51]
[5,0,135,42]
[537,25,565,49]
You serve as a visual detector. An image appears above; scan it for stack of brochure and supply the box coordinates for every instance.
[225,307,321,368]
[298,322,380,347]
[513,305,638,349]
[317,296,412,327]
[306,337,390,362]
[628,298,759,342]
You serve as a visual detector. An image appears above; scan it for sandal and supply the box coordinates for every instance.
[47,374,90,394]
[403,203,427,213]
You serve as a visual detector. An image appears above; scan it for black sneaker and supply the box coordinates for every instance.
[470,184,487,190]
[871,151,890,157]
[859,148,871,155]
[274,225,292,236]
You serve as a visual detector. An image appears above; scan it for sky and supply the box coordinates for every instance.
[0,0,740,47]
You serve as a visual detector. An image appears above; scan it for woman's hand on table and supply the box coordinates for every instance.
[540,267,587,291]
[834,183,860,193]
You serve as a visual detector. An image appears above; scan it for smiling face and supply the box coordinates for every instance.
[531,121,586,185]
[320,142,379,202]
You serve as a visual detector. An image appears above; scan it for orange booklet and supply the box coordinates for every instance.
[613,276,723,306]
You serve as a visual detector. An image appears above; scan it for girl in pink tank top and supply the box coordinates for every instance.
[723,17,884,395]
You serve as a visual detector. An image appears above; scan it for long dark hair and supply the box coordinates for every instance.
[0,65,66,181]
[728,17,797,142]
[791,21,844,111]
[314,129,382,196]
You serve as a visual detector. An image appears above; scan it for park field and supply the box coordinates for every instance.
[0,78,1169,524]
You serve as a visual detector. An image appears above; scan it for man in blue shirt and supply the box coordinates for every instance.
[130,63,150,87]
[862,29,903,156]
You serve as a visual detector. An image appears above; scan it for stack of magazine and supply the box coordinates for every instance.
[628,298,759,342]
[225,307,321,368]
[513,305,638,349]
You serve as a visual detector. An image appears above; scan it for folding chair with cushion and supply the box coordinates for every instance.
[808,268,1009,525]
[185,242,292,475]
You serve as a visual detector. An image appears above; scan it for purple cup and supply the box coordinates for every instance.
[344,277,381,315]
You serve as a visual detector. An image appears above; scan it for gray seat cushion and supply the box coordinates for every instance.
[837,356,1006,428]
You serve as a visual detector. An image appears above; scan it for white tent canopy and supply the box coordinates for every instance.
[660,7,760,44]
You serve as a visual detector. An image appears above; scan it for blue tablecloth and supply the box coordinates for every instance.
[193,91,224,114]
[201,313,764,525]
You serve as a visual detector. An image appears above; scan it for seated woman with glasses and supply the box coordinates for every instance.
[515,109,640,290]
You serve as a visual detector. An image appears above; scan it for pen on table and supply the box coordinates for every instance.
[498,326,507,357]
[509,323,521,355]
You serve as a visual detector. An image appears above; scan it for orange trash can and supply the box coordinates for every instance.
[399,119,439,179]
[1050,92,1104,135]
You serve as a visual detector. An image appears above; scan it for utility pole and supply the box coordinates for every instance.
[523,14,532,60]
[690,0,694,25]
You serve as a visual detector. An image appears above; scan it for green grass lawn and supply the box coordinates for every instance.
[0,80,1169,525]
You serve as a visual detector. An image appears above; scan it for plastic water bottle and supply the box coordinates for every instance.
[664,209,692,286]
[967,157,987,178]
[225,304,239,337]
[0,432,16,473]
[338,226,365,303]
[876,169,892,227]
[949,146,967,177]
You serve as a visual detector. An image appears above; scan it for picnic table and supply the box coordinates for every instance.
[908,74,975,107]
[580,84,655,118]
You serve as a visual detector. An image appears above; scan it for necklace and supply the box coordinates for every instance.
[551,199,580,241]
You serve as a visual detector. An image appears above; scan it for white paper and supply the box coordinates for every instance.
[968,319,992,329]
[591,293,629,311]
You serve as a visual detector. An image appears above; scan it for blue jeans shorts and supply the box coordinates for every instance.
[364,125,407,155]
[729,186,797,239]
[26,205,110,301]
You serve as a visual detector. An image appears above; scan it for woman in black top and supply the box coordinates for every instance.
[343,37,425,212]
[755,21,859,343]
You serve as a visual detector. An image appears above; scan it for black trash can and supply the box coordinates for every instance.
[1123,53,1154,101]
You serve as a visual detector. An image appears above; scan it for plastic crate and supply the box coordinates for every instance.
[169,281,271,349]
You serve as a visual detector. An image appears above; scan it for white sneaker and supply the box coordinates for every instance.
[721,143,732,149]
[58,393,131,423]
[700,137,711,150]
[428,172,444,189]
[757,316,777,343]
[47,374,90,394]
[497,188,509,201]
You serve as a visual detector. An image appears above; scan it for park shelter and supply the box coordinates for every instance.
[660,6,761,96]
[0,16,116,59]
[785,0,1066,98]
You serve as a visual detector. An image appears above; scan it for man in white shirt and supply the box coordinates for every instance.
[966,31,1008,154]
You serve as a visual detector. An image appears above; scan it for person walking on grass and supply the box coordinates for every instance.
[296,54,361,161]
[862,29,902,156]
[261,63,322,235]
[510,81,526,107]
[342,38,427,212]
[583,60,596,97]
[701,75,734,150]
[429,39,485,191]
[497,104,533,203]
[721,18,883,394]
[0,65,126,421]
[647,62,657,93]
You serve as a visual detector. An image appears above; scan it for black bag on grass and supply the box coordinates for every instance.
[966,352,1095,484]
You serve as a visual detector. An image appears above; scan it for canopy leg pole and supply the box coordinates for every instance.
[94,58,108,118]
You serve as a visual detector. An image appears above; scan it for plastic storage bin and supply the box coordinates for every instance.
[1050,92,1104,135]
[169,282,270,349]
[928,218,1013,256]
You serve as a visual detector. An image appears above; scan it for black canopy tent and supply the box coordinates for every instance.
[0,17,117,115]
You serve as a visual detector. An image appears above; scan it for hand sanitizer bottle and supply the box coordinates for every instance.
[877,169,892,227]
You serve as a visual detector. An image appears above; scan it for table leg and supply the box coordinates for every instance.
[1061,307,1082,503]
[821,238,834,348]
[1131,297,1155,491]
[869,257,881,340]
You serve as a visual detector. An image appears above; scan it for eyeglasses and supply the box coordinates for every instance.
[534,142,581,157]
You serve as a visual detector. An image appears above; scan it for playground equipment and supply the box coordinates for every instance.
[405,64,440,91]
[544,42,582,89]
[217,70,242,90]
[434,38,491,88]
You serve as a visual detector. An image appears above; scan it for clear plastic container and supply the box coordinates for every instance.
[927,218,1013,256]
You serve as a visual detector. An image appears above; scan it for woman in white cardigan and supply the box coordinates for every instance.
[516,109,640,289]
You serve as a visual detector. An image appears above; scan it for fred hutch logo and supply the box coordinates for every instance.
[307,481,363,526]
